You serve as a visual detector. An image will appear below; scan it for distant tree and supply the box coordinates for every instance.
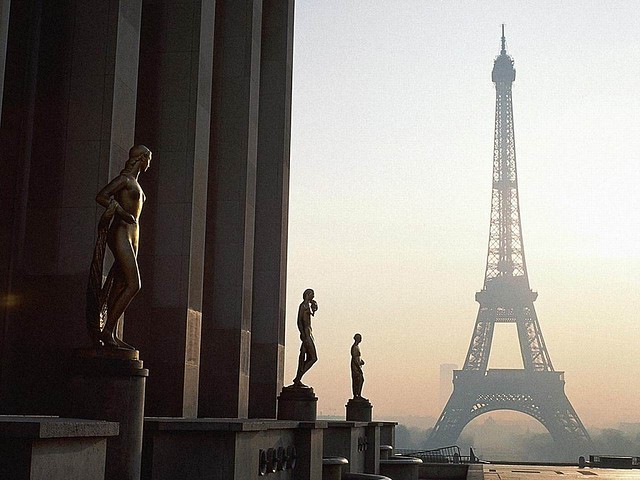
[594,429,637,456]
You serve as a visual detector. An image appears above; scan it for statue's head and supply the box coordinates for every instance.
[128,145,152,172]
[354,333,362,343]
[303,288,314,301]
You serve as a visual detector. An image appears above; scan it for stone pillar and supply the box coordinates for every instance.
[0,0,26,413]
[364,423,381,474]
[69,351,148,480]
[199,0,263,419]
[294,423,324,480]
[126,0,214,418]
[249,0,295,419]
[0,0,142,414]
[0,0,10,116]
[380,422,396,450]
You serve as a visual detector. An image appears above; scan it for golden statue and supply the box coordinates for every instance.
[86,145,151,350]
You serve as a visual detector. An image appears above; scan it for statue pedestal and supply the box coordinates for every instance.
[346,398,373,422]
[68,348,148,480]
[277,385,318,421]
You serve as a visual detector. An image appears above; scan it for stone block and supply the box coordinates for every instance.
[0,416,118,480]
[323,421,371,474]
[142,418,326,480]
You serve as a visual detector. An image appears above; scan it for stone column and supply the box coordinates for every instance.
[364,423,381,474]
[69,352,148,480]
[0,0,142,414]
[0,0,10,116]
[249,0,295,419]
[294,423,324,480]
[125,0,214,418]
[198,0,263,419]
[0,0,24,412]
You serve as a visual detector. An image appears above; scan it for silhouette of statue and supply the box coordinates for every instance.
[86,145,152,350]
[292,288,318,387]
[351,333,367,400]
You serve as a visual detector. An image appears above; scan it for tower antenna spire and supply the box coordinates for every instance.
[501,23,506,54]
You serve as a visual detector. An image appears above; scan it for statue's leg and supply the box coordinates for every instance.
[101,266,124,348]
[293,347,306,385]
[105,282,135,350]
[102,232,140,349]
[303,340,317,372]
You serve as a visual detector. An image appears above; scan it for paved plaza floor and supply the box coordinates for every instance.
[483,465,640,480]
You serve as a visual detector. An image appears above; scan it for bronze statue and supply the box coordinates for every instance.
[86,145,152,350]
[351,333,367,400]
[292,288,318,387]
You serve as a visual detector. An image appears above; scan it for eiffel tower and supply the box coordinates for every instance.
[427,27,592,459]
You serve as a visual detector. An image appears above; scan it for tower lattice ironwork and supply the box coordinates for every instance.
[427,27,591,459]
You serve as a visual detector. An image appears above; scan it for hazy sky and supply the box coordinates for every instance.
[284,1,640,429]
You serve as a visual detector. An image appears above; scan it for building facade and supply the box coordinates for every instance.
[0,0,294,421]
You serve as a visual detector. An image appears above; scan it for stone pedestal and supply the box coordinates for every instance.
[277,385,318,421]
[68,349,148,480]
[346,398,373,422]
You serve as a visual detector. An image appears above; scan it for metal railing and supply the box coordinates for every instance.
[396,446,481,464]
[588,455,640,468]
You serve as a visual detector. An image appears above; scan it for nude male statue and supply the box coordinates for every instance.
[292,288,318,387]
[351,333,367,400]
[86,145,151,350]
